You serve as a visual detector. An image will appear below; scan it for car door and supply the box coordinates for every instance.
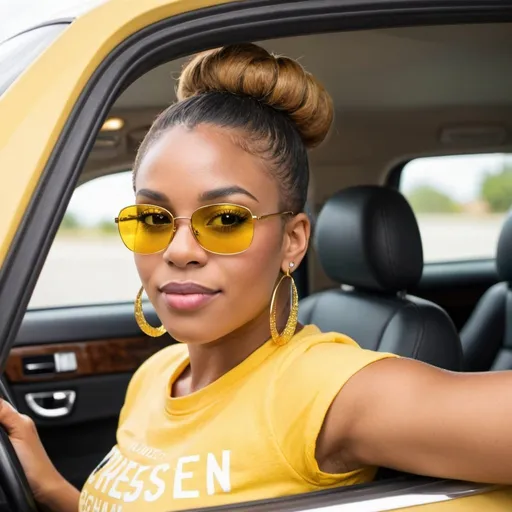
[7,306,171,488]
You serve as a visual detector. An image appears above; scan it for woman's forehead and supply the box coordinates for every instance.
[135,125,280,205]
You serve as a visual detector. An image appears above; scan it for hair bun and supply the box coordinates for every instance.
[177,43,333,149]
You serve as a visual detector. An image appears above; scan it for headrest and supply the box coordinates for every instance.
[497,212,512,282]
[314,186,423,292]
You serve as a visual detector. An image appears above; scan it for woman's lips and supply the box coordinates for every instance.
[158,281,221,311]
[162,291,219,311]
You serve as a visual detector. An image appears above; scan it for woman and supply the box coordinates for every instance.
[1,43,511,512]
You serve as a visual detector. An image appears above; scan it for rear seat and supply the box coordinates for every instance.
[461,212,512,371]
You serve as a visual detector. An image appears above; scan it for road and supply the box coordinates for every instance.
[27,214,505,309]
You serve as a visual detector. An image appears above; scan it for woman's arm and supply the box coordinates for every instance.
[0,399,80,512]
[37,477,80,512]
[318,357,512,484]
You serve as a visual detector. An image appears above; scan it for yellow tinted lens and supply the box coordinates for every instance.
[117,205,173,254]
[192,204,254,254]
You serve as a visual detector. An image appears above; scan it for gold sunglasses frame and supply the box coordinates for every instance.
[115,203,294,255]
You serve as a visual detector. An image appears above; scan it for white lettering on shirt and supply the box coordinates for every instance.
[94,452,124,492]
[144,463,170,502]
[123,464,149,502]
[80,492,123,512]
[129,442,166,461]
[88,447,117,487]
[109,460,137,499]
[84,494,93,512]
[174,455,200,499]
[206,451,231,495]
[82,447,233,510]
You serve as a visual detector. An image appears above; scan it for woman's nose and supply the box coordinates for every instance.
[162,218,207,267]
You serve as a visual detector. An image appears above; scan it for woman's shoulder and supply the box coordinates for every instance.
[269,326,397,483]
[120,342,187,416]
[290,324,364,354]
[279,324,396,380]
[127,341,187,393]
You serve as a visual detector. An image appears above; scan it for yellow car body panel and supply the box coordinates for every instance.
[0,0,234,264]
[0,0,510,510]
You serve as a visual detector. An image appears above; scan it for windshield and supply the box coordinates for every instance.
[0,23,68,98]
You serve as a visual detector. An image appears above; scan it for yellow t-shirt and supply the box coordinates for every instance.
[79,325,395,512]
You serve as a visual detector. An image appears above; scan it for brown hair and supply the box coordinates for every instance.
[133,43,334,212]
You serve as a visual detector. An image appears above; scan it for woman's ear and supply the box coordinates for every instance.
[282,212,310,272]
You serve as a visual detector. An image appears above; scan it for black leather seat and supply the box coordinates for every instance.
[299,185,462,371]
[460,213,512,371]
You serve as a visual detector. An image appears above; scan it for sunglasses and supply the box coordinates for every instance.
[115,203,294,255]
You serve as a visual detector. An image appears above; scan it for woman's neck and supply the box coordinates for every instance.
[173,301,296,397]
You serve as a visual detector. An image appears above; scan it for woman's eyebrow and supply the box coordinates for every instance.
[199,186,259,202]
[136,189,168,201]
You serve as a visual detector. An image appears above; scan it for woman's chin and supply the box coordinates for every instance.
[163,317,220,345]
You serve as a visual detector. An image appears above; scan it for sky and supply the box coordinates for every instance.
[67,153,511,226]
[401,153,510,202]
[71,171,135,226]
[0,0,105,42]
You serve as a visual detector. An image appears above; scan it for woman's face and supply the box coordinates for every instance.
[133,124,309,344]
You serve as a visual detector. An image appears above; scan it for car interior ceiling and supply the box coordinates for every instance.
[81,22,512,297]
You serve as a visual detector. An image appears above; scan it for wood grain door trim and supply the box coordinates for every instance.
[5,336,172,383]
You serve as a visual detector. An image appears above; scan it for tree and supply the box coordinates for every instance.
[97,219,118,234]
[60,212,80,230]
[481,169,512,212]
[406,185,459,213]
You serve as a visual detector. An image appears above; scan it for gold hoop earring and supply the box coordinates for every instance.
[134,286,166,337]
[270,263,299,346]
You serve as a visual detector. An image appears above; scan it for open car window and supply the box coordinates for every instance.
[28,171,139,309]
[400,153,512,263]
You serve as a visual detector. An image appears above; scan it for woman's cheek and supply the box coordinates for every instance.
[134,254,158,293]
[229,251,279,306]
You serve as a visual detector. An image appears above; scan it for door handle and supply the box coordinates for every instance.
[25,391,76,418]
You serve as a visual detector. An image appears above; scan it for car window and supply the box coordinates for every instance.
[400,153,512,263]
[28,171,140,309]
[0,23,68,97]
